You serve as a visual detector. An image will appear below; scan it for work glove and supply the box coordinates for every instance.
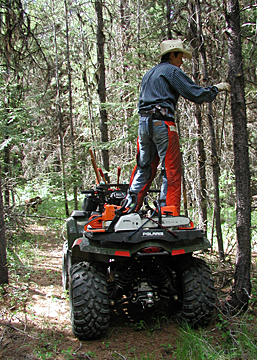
[214,82,231,92]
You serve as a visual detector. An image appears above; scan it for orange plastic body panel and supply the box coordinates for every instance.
[101,205,121,221]
[84,214,102,231]
[84,205,121,232]
[86,228,106,233]
[161,205,179,217]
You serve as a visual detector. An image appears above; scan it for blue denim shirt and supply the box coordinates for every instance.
[138,62,219,116]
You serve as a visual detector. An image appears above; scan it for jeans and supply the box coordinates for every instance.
[130,116,169,204]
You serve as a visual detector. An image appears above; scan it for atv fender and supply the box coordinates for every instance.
[66,211,90,248]
[71,231,211,264]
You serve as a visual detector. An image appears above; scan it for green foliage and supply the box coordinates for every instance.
[173,316,257,360]
[173,325,221,360]
[15,179,85,221]
[0,0,255,238]
[131,319,148,332]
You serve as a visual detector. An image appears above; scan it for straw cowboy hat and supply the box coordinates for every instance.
[160,39,192,60]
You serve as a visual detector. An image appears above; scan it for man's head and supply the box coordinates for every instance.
[159,39,192,66]
[161,51,184,68]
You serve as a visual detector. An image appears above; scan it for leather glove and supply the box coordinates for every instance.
[214,82,231,92]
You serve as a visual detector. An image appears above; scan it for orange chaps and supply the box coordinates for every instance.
[130,120,181,214]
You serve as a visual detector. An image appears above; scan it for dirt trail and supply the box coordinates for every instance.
[0,225,181,360]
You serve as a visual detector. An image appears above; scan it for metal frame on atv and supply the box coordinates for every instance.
[62,184,216,340]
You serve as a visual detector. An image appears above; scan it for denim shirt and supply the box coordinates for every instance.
[138,62,218,116]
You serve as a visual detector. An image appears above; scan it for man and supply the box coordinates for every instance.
[128,39,230,214]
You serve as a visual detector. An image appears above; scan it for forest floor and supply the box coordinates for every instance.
[0,222,257,360]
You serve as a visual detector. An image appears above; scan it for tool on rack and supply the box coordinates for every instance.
[98,168,107,184]
[117,167,121,186]
[89,148,101,184]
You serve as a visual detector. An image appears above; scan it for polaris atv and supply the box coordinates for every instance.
[62,183,216,340]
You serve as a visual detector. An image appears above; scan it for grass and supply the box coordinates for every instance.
[171,316,257,360]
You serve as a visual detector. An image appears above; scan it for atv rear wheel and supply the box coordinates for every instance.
[69,262,110,340]
[179,257,216,326]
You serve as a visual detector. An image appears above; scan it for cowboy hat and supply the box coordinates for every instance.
[160,39,192,60]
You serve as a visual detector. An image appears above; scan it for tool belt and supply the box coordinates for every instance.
[139,106,175,140]
[140,112,174,121]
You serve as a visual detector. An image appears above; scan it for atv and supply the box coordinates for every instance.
[62,183,216,340]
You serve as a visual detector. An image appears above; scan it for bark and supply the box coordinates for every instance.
[195,0,224,259]
[165,0,172,39]
[207,107,224,259]
[120,0,130,52]
[137,0,140,45]
[95,0,109,177]
[188,3,207,233]
[225,0,251,310]
[3,0,12,207]
[3,144,10,206]
[120,0,133,159]
[53,6,69,217]
[78,15,96,145]
[64,0,78,209]
[176,113,188,217]
[0,164,8,285]
[195,106,208,233]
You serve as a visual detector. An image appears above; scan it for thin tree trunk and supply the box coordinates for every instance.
[3,145,10,206]
[195,106,208,233]
[165,0,172,39]
[52,6,69,217]
[95,0,109,178]
[120,0,133,160]
[3,0,11,207]
[176,113,188,217]
[64,0,78,209]
[207,106,224,259]
[195,0,224,259]
[79,17,96,145]
[225,0,251,310]
[189,4,207,232]
[137,0,140,45]
[0,164,8,285]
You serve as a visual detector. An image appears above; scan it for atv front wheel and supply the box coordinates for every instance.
[69,262,110,340]
[179,257,216,326]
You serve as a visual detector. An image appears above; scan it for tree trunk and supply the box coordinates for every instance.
[225,0,251,310]
[137,0,140,45]
[120,0,133,159]
[79,16,97,145]
[3,0,12,207]
[64,0,78,209]
[195,0,224,259]
[52,7,69,217]
[0,164,8,285]
[3,144,10,206]
[207,107,224,260]
[95,0,109,178]
[176,113,188,217]
[165,0,172,39]
[188,3,207,233]
[195,106,208,233]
